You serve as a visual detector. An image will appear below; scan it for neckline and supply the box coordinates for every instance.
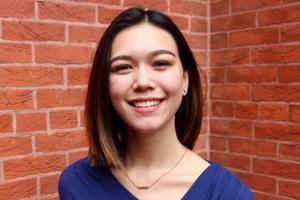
[105,161,217,200]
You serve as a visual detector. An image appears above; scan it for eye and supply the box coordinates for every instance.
[111,64,133,74]
[153,60,171,68]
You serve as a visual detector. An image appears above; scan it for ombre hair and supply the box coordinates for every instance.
[85,7,203,168]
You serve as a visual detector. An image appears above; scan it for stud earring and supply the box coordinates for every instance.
[183,89,187,95]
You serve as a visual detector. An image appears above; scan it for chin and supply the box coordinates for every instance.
[127,124,163,134]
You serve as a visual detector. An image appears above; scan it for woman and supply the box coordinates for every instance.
[58,7,253,200]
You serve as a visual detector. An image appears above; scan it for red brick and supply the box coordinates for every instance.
[258,4,300,26]
[210,136,227,151]
[211,85,250,100]
[278,65,300,83]
[98,7,124,24]
[79,109,85,127]
[211,119,252,137]
[70,0,120,4]
[227,66,276,83]
[0,137,31,157]
[234,172,276,193]
[198,152,208,160]
[211,12,255,32]
[231,0,281,12]
[0,43,31,63]
[0,114,12,133]
[253,158,300,179]
[68,67,90,85]
[4,155,66,179]
[202,102,209,119]
[2,21,65,41]
[40,175,60,195]
[283,0,299,3]
[0,0,34,18]
[255,122,300,142]
[0,179,36,199]
[281,24,300,42]
[0,67,63,87]
[254,193,289,200]
[235,103,258,120]
[290,104,300,122]
[69,150,88,164]
[50,110,78,129]
[37,88,86,108]
[252,85,300,102]
[279,180,300,199]
[211,48,249,66]
[41,196,59,200]
[252,45,300,64]
[210,67,225,83]
[212,101,233,117]
[229,138,276,157]
[210,0,229,17]
[229,28,279,47]
[193,51,207,66]
[170,0,207,16]
[38,1,95,23]
[210,152,250,171]
[191,18,207,33]
[279,143,300,162]
[35,45,94,64]
[0,90,33,110]
[168,15,189,31]
[193,134,207,152]
[184,34,207,50]
[211,33,228,49]
[69,25,104,43]
[16,112,46,132]
[260,103,289,121]
[36,131,87,152]
[124,0,168,12]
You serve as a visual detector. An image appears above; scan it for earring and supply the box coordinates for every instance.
[183,89,187,95]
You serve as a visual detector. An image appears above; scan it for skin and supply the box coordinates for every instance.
[109,23,210,200]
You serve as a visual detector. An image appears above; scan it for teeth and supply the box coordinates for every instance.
[132,100,161,108]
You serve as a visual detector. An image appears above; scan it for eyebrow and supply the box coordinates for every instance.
[109,49,176,64]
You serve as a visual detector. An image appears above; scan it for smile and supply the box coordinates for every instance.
[131,100,161,108]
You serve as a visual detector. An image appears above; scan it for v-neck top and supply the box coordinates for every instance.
[58,157,253,200]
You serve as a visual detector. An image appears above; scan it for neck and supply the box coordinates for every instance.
[124,122,186,170]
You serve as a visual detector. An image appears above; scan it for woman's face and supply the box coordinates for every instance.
[109,23,188,134]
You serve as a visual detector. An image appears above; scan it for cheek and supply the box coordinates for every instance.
[109,76,128,98]
[159,73,185,94]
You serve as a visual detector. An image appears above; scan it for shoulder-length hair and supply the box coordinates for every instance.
[85,7,203,168]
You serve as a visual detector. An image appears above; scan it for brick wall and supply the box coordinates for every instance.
[0,0,209,199]
[1,0,300,199]
[210,0,300,200]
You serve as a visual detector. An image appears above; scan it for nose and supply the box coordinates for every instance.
[133,66,155,90]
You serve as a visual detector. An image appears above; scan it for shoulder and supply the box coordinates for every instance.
[209,162,253,200]
[58,158,87,198]
[59,158,87,183]
[58,157,115,199]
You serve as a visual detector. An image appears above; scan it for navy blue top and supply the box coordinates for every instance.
[58,158,253,200]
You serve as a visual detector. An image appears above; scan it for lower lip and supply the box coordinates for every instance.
[131,103,161,113]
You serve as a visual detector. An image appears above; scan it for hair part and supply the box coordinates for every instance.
[85,7,203,168]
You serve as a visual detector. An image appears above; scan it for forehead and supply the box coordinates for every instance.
[111,23,179,56]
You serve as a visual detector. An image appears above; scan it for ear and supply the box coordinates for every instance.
[183,70,189,95]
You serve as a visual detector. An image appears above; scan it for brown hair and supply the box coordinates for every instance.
[85,7,203,168]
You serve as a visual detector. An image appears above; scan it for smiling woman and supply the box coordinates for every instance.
[58,7,253,200]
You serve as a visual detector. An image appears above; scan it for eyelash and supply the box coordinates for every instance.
[153,60,171,67]
[111,60,171,74]
[112,64,133,72]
